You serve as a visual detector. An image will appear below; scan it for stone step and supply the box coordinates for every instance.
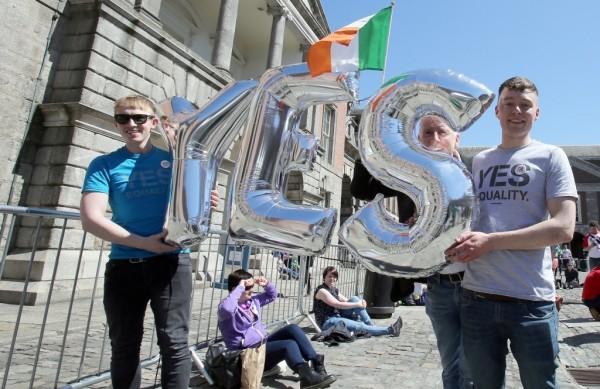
[1,249,107,281]
[0,278,103,305]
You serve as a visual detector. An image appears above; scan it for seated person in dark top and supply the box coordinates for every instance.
[218,269,335,389]
[564,261,579,288]
[313,266,402,337]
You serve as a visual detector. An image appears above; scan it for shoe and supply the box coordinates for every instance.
[296,363,336,389]
[389,316,403,337]
[263,361,286,378]
[311,354,333,376]
[401,295,416,306]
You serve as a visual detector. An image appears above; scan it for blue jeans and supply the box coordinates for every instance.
[264,324,318,370]
[323,296,390,336]
[426,276,473,389]
[104,253,192,389]
[460,289,559,389]
[340,296,374,325]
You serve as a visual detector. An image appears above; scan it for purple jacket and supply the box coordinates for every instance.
[218,282,277,350]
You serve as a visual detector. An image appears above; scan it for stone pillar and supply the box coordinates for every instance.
[266,5,287,69]
[211,0,240,72]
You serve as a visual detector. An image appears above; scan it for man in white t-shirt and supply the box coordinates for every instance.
[587,221,600,270]
[445,77,578,389]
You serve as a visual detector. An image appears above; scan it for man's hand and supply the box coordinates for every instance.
[444,231,494,262]
[143,230,179,254]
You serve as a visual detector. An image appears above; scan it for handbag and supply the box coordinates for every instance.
[205,343,243,389]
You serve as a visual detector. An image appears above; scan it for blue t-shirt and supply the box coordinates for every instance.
[82,146,180,259]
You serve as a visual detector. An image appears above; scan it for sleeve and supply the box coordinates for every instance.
[82,157,110,194]
[546,147,578,200]
[218,285,245,318]
[350,159,403,200]
[254,282,277,307]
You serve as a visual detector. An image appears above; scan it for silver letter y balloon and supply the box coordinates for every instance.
[339,69,494,277]
[159,81,257,247]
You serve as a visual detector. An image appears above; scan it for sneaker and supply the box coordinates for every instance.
[263,361,286,378]
[389,316,403,337]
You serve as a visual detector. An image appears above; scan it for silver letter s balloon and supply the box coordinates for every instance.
[228,63,357,255]
[159,81,257,247]
[339,69,494,277]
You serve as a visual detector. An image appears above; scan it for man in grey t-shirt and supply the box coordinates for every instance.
[444,77,578,389]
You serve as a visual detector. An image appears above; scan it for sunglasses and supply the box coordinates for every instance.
[245,283,255,291]
[114,114,154,125]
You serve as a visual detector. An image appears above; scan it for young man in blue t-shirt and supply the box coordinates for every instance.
[445,77,578,388]
[80,95,216,388]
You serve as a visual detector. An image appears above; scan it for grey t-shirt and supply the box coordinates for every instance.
[463,141,578,301]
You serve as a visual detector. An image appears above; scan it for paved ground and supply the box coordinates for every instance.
[189,287,600,389]
[2,267,598,388]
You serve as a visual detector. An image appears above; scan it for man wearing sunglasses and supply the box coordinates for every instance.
[80,95,217,388]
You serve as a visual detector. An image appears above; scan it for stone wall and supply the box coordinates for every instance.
[0,0,67,205]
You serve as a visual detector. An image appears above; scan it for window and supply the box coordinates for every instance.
[298,106,316,134]
[321,105,335,164]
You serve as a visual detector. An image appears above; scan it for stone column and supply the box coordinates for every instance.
[211,0,240,72]
[266,5,287,69]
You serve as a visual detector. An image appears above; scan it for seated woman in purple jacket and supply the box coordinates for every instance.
[218,269,335,389]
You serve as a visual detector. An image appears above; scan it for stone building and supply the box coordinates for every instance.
[0,0,351,303]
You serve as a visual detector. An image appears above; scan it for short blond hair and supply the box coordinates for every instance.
[114,95,156,114]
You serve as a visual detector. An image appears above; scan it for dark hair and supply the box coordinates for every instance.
[227,269,253,292]
[498,76,538,97]
[322,266,338,280]
[589,220,598,228]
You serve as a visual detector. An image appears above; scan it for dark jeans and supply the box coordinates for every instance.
[264,324,318,371]
[461,289,559,389]
[104,253,192,389]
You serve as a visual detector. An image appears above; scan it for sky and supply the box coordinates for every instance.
[321,0,600,147]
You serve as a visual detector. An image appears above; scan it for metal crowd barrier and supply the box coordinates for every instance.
[0,205,365,388]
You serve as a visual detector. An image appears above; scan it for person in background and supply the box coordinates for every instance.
[446,76,578,388]
[80,95,218,388]
[313,266,403,337]
[564,261,580,289]
[587,221,600,270]
[582,265,600,321]
[218,269,336,389]
[559,243,573,276]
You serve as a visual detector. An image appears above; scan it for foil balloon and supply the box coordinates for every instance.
[339,69,494,277]
[158,80,257,247]
[228,63,357,255]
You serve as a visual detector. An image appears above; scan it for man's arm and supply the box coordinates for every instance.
[80,192,177,254]
[447,197,577,262]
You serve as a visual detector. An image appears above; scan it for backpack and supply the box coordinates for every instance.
[204,343,243,389]
[311,321,366,346]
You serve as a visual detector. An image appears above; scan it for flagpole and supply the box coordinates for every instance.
[381,0,396,84]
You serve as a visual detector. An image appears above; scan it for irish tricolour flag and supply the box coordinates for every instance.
[307,7,392,77]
